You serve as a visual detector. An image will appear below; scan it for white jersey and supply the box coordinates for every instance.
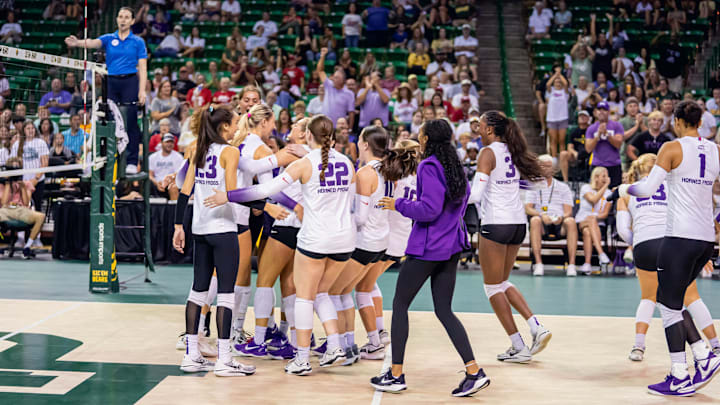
[386,174,416,257]
[627,181,668,246]
[273,144,311,229]
[233,133,267,226]
[297,148,356,254]
[665,136,720,242]
[480,142,526,224]
[356,160,390,252]
[192,143,236,235]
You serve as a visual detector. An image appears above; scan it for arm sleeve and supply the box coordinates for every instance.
[616,210,633,245]
[354,194,371,227]
[467,172,489,204]
[237,154,279,175]
[175,160,189,188]
[256,169,275,184]
[270,192,297,210]
[620,165,668,198]
[227,172,293,203]
[395,163,446,222]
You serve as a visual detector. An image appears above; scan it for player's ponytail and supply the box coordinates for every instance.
[359,125,390,159]
[628,153,657,183]
[194,104,233,168]
[307,114,334,182]
[380,140,420,182]
[231,104,273,147]
[482,110,544,181]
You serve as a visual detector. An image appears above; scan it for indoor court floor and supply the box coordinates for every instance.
[1,259,720,404]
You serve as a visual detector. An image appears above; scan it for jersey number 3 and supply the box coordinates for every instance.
[637,184,666,202]
[196,155,218,179]
[505,156,516,178]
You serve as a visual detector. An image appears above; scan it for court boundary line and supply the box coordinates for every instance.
[0,302,83,342]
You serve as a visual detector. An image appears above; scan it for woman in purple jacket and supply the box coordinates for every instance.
[371,120,490,397]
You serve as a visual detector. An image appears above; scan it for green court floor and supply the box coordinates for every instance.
[1,258,719,317]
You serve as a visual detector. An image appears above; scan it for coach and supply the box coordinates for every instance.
[64,7,147,174]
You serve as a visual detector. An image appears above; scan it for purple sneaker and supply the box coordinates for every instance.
[237,338,269,358]
[269,342,297,360]
[647,375,695,397]
[693,352,720,391]
[265,325,288,350]
[311,340,327,356]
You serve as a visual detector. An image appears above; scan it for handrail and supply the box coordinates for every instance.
[496,0,515,118]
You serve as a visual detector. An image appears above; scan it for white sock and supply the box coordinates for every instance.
[527,316,540,335]
[510,332,525,351]
[635,333,646,349]
[376,316,384,331]
[290,329,297,347]
[254,326,267,344]
[691,340,710,361]
[710,337,720,349]
[670,354,688,378]
[186,334,199,358]
[326,333,341,351]
[670,351,687,365]
[368,330,380,346]
[345,331,355,347]
[297,346,310,363]
[268,313,276,329]
[218,339,232,364]
[24,238,34,249]
[280,320,289,335]
[198,313,206,334]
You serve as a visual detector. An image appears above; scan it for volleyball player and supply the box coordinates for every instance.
[204,115,354,375]
[619,101,720,396]
[173,104,256,376]
[616,153,720,363]
[328,125,390,364]
[468,111,551,364]
[372,120,489,397]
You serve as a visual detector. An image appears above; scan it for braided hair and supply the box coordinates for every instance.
[307,114,334,182]
[481,110,544,180]
[421,119,467,201]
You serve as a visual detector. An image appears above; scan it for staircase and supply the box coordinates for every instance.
[688,27,720,90]
[500,0,545,153]
[474,0,505,113]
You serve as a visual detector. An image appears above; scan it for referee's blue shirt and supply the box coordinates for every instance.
[99,31,148,76]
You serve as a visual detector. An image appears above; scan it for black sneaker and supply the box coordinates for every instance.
[370,369,407,393]
[22,247,35,259]
[451,369,490,397]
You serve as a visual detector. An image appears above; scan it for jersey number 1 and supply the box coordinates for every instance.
[700,153,706,178]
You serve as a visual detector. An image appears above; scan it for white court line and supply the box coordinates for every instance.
[0,302,82,342]
[370,343,393,405]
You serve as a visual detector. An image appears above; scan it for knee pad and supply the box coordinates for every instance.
[205,276,218,306]
[282,294,296,325]
[295,297,314,330]
[254,287,274,319]
[341,293,355,311]
[658,303,684,329]
[315,293,338,323]
[330,294,343,311]
[216,293,234,311]
[500,281,514,292]
[356,291,374,309]
[687,299,714,330]
[188,289,209,307]
[484,283,504,299]
[371,283,382,299]
[635,299,656,325]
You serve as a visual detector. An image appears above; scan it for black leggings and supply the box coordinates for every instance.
[391,253,475,365]
[657,237,714,310]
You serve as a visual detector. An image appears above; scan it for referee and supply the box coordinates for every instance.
[65,7,147,174]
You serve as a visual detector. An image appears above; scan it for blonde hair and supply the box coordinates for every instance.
[231,103,274,146]
[590,166,609,190]
[627,153,657,183]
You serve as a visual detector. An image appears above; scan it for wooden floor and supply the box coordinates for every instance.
[1,299,719,404]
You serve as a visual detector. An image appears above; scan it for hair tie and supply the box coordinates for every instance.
[248,113,252,118]
[208,106,214,113]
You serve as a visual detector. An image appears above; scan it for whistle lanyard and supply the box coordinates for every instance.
[539,179,555,211]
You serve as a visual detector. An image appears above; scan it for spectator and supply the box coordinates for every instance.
[172,66,196,99]
[452,0,476,28]
[154,25,183,58]
[178,0,202,21]
[316,49,355,127]
[554,1,572,28]
[706,88,720,115]
[653,78,678,104]
[37,118,55,146]
[61,114,89,155]
[39,79,72,115]
[363,0,391,48]
[220,0,241,23]
[431,27,453,56]
[527,1,551,40]
[654,33,686,93]
[279,7,302,36]
[149,133,183,200]
[221,38,240,70]
[282,54,305,90]
[453,24,478,61]
[274,109,292,139]
[186,74,211,108]
[606,88,624,120]
[43,0,66,21]
[316,26,337,61]
[410,110,424,134]
[574,75,594,110]
[406,27,429,53]
[633,86,655,114]
[0,164,46,259]
[149,118,178,153]
[14,103,26,120]
[292,100,306,121]
[545,69,570,158]
[585,101,624,187]
[425,52,453,78]
[612,47,633,81]
[296,24,317,65]
[199,0,222,22]
[627,111,673,161]
[591,14,614,81]
[570,36,595,87]
[334,117,358,161]
[181,27,205,58]
[380,65,400,94]
[593,71,614,99]
[666,0,687,34]
[426,91,453,116]
[49,132,76,166]
[392,83,418,123]
[526,155,577,277]
[11,121,49,211]
[337,49,358,81]
[658,98,676,135]
[357,71,390,128]
[273,74,300,109]
[407,74,423,104]
[559,110,591,182]
[227,26,246,53]
[450,97,472,123]
[150,80,180,134]
[575,166,612,274]
[63,72,80,95]
[246,26,268,52]
[150,12,170,44]
[306,8,324,36]
[306,84,324,116]
[451,79,479,110]
[390,23,409,50]
[0,11,22,44]
[697,98,717,139]
[66,0,82,21]
[342,2,363,48]
[253,11,278,39]
[33,107,59,135]
[359,51,380,79]
[265,91,282,118]
[454,54,478,84]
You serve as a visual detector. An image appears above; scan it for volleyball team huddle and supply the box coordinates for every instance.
[171,96,720,397]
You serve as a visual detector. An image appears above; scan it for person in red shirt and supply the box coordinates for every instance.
[185,74,212,108]
[148,118,179,152]
[424,91,454,117]
[451,97,471,123]
[282,54,305,90]
[212,77,236,104]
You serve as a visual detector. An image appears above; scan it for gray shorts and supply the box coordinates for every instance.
[547,119,569,130]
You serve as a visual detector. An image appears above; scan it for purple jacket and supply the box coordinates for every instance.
[395,155,470,261]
